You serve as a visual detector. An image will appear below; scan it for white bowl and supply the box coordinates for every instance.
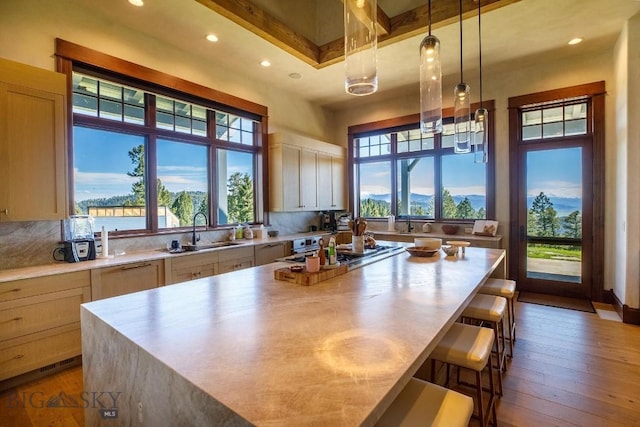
[414,237,441,250]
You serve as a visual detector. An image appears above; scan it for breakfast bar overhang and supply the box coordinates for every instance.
[81,246,505,426]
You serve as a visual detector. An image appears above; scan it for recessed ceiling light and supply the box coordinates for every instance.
[128,0,144,6]
[288,72,302,80]
[206,34,219,42]
[260,60,271,67]
[568,37,583,45]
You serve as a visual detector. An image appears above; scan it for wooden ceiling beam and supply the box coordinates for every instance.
[196,0,520,69]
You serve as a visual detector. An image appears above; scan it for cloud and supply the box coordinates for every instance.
[528,180,582,198]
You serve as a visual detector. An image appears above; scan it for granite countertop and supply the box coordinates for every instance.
[81,247,506,426]
[373,230,502,242]
[0,231,330,283]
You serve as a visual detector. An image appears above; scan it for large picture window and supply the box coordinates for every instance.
[68,71,263,234]
[349,102,495,223]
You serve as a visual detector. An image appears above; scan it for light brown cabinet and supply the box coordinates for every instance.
[317,153,346,210]
[254,241,287,266]
[269,132,345,212]
[218,246,254,273]
[91,260,164,300]
[168,251,219,284]
[0,271,90,381]
[0,58,68,222]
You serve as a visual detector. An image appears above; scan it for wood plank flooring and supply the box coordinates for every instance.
[1,298,638,427]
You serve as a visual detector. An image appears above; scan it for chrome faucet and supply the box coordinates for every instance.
[192,212,208,245]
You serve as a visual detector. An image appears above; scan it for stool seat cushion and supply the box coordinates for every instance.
[480,278,516,298]
[376,378,473,427]
[430,323,494,372]
[462,294,506,322]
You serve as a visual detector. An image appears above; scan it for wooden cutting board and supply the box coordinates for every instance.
[274,264,348,286]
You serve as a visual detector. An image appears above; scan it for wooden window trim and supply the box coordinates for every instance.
[348,100,495,222]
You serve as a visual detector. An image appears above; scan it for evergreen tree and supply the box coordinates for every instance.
[476,207,486,219]
[529,192,560,236]
[425,197,434,217]
[456,197,476,219]
[227,172,254,223]
[172,191,193,226]
[442,189,457,219]
[198,195,208,215]
[125,144,170,207]
[563,210,582,238]
[360,198,391,217]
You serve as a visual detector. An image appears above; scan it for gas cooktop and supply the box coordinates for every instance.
[279,244,404,269]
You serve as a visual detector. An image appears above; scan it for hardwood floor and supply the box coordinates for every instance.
[1,298,639,427]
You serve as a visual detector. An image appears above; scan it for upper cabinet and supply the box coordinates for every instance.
[269,132,345,212]
[0,58,68,222]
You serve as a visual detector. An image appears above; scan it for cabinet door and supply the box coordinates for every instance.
[281,145,303,211]
[0,60,67,222]
[317,153,333,210]
[92,260,164,300]
[331,156,346,209]
[254,242,286,265]
[219,257,254,274]
[300,148,318,210]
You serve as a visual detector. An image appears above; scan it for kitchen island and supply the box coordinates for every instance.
[81,246,505,426]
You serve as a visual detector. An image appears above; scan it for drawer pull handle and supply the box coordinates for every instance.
[1,288,20,295]
[0,208,7,215]
[14,354,24,360]
[120,263,152,271]
[13,317,22,321]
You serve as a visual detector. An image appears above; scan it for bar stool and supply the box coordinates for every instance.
[429,323,497,427]
[461,294,507,396]
[480,278,517,358]
[376,378,473,427]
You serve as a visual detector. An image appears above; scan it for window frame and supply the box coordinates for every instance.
[348,101,495,223]
[55,39,268,236]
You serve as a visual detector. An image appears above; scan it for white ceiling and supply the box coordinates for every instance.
[70,0,640,109]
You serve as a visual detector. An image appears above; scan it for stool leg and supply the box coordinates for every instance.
[475,369,485,427]
[506,298,514,358]
[491,320,504,397]
[487,354,497,427]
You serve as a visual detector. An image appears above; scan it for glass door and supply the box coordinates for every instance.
[515,103,593,298]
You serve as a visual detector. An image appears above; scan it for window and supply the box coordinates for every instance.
[70,71,263,234]
[349,104,495,222]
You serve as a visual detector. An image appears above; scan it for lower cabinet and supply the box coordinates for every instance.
[0,271,90,381]
[168,252,219,284]
[218,246,255,273]
[91,259,164,301]
[254,242,287,266]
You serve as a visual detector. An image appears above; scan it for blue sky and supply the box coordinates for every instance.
[73,127,252,201]
[526,147,582,198]
[359,152,486,197]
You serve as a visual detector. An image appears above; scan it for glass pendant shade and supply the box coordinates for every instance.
[454,83,471,153]
[474,108,488,163]
[420,35,442,134]
[344,0,378,96]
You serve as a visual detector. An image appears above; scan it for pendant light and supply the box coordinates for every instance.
[454,0,471,153]
[420,0,442,134]
[344,0,378,96]
[474,0,488,163]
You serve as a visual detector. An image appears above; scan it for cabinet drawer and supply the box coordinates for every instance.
[0,287,89,341]
[92,260,164,301]
[173,263,218,283]
[0,325,80,381]
[0,270,90,302]
[219,257,254,274]
[171,252,218,270]
[254,242,286,266]
[218,246,254,262]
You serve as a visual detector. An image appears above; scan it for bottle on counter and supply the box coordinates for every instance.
[318,238,326,266]
[243,225,253,239]
[328,236,337,265]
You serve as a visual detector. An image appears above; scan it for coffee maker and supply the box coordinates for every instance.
[63,215,97,262]
[321,211,337,232]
